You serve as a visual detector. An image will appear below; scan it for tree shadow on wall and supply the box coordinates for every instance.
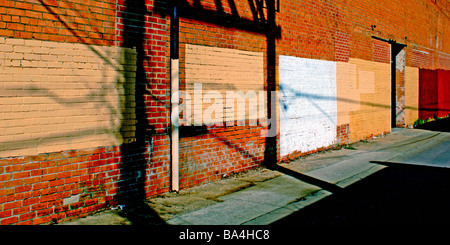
[16,0,170,225]
[115,0,166,225]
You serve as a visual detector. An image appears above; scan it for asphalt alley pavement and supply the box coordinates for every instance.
[168,128,450,225]
[274,120,450,225]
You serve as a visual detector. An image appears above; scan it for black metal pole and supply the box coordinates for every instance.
[170,0,179,59]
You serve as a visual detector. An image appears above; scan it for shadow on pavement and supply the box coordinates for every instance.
[272,163,450,224]
[415,117,450,132]
[267,165,344,193]
[116,201,167,225]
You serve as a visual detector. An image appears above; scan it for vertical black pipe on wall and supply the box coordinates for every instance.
[264,0,278,168]
[391,44,397,128]
[171,1,179,60]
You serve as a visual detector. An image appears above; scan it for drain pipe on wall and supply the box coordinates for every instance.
[170,1,180,192]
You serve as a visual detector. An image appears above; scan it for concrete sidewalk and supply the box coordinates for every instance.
[60,128,448,225]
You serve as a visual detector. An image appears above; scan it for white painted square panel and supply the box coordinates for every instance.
[279,56,337,156]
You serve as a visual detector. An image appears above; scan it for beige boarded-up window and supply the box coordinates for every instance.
[183,44,265,126]
[0,37,137,158]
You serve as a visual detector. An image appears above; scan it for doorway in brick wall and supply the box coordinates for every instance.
[373,36,407,129]
[391,42,407,128]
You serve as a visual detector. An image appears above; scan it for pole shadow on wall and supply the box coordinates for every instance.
[263,0,279,168]
[163,0,344,193]
[168,0,281,167]
[116,0,166,225]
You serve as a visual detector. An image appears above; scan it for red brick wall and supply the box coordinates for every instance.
[0,0,171,225]
[276,0,450,66]
[412,49,434,69]
[0,146,120,225]
[438,52,450,71]
[106,0,172,210]
[335,31,350,62]
[177,0,269,189]
[0,0,117,225]
[0,0,116,45]
[179,125,266,188]
[373,39,391,64]
[336,124,350,145]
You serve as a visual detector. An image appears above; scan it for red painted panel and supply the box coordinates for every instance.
[419,69,439,120]
[437,70,450,118]
[419,69,450,120]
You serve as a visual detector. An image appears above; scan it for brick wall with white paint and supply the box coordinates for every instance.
[279,56,337,157]
[279,55,394,158]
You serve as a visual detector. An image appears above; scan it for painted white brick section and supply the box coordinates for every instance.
[279,56,337,157]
